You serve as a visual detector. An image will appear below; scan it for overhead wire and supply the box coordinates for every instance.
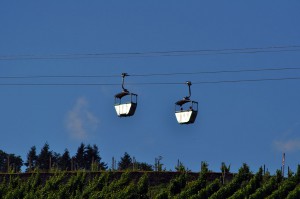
[193,77,300,84]
[0,74,120,79]
[0,45,300,60]
[0,66,300,86]
[0,66,300,79]
[130,67,300,77]
[0,77,300,86]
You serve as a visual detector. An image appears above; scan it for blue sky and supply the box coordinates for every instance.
[0,1,300,174]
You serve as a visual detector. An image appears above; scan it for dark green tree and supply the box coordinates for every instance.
[37,143,52,171]
[0,150,7,172]
[85,144,98,170]
[136,162,153,171]
[84,144,107,171]
[7,154,23,172]
[85,144,92,170]
[51,152,61,169]
[0,150,23,173]
[59,149,71,170]
[25,146,38,171]
[74,143,86,170]
[118,152,132,170]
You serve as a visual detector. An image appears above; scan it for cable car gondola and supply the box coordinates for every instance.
[114,73,138,117]
[175,81,198,124]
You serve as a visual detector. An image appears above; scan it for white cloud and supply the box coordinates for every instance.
[66,97,99,140]
[273,139,300,152]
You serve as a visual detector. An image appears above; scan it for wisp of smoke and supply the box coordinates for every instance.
[66,97,99,140]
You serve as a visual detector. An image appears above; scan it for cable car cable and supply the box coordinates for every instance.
[129,67,300,77]
[0,45,300,60]
[1,66,300,79]
[0,74,120,79]
[0,76,300,86]
[193,77,300,84]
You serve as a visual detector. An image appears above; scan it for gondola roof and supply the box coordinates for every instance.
[175,98,191,106]
[115,90,130,99]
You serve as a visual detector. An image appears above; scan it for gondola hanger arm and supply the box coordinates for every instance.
[185,81,192,100]
[121,73,129,92]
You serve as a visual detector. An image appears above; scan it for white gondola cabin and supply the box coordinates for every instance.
[174,81,198,124]
[175,99,198,124]
[114,73,138,117]
[114,91,137,117]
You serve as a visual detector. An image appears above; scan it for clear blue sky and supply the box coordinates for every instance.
[0,1,300,174]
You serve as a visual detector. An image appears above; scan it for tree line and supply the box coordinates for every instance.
[0,143,154,173]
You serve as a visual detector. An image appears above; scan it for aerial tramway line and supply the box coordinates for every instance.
[114,73,199,124]
[4,67,299,124]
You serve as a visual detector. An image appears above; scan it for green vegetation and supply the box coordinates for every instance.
[1,144,300,198]
[0,165,299,198]
[209,163,251,199]
[228,167,263,199]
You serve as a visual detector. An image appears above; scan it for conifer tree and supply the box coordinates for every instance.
[59,149,71,171]
[25,146,38,171]
[118,152,132,170]
[74,143,86,170]
[37,143,52,171]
